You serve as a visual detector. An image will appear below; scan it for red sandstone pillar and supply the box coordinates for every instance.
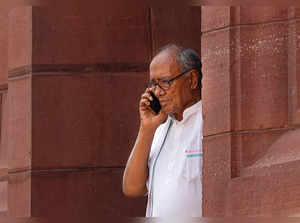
[7,7,33,216]
[202,6,300,216]
[0,7,8,217]
[6,5,201,217]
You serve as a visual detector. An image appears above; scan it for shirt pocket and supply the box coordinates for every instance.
[183,153,203,181]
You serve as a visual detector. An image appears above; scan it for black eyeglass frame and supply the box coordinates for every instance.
[147,69,193,91]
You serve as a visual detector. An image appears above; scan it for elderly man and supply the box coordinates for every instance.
[122,44,203,217]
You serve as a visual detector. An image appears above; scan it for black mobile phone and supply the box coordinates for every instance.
[149,91,161,115]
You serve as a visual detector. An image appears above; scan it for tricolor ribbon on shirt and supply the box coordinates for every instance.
[185,149,202,158]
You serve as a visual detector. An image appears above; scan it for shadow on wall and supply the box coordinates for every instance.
[242,129,300,176]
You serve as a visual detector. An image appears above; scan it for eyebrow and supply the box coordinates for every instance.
[157,75,171,80]
[150,74,171,82]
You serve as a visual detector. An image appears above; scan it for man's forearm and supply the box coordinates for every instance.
[122,125,156,197]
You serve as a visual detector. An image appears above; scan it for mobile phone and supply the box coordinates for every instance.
[149,91,161,115]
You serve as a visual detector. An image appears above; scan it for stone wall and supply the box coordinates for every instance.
[2,4,299,218]
[202,6,300,216]
[0,4,202,217]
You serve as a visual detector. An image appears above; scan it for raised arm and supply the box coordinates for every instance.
[122,88,167,197]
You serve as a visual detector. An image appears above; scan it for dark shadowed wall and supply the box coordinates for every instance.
[0,4,201,218]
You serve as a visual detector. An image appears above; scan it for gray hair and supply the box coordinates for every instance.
[155,44,202,89]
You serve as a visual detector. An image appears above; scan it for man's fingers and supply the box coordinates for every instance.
[140,98,150,106]
[140,99,157,116]
[146,87,155,93]
[139,88,158,117]
[141,93,153,101]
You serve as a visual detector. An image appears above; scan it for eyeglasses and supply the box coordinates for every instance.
[147,69,192,91]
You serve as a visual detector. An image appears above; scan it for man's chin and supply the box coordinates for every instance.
[161,107,173,115]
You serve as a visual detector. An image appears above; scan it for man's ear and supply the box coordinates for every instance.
[190,70,199,90]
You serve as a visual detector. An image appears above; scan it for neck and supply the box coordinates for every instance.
[172,90,201,121]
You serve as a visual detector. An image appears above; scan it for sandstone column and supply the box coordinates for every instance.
[202,6,300,216]
[6,5,201,218]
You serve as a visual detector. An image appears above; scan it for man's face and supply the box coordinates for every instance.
[149,52,193,115]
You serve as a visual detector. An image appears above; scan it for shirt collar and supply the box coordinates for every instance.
[170,100,202,125]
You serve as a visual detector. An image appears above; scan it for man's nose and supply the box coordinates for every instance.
[154,84,165,96]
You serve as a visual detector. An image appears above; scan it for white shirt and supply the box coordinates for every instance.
[146,100,203,217]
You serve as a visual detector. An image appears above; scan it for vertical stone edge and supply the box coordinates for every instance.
[0,91,8,216]
[229,7,242,178]
[288,7,298,126]
[201,6,232,216]
[0,5,9,216]
[29,8,33,218]
[7,6,33,217]
[202,134,231,216]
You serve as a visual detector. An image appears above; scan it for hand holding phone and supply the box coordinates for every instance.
[139,89,167,129]
[149,91,161,115]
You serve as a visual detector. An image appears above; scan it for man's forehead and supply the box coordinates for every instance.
[149,52,180,79]
[149,64,174,80]
[150,50,177,66]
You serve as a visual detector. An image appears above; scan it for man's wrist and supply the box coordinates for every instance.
[139,123,157,134]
